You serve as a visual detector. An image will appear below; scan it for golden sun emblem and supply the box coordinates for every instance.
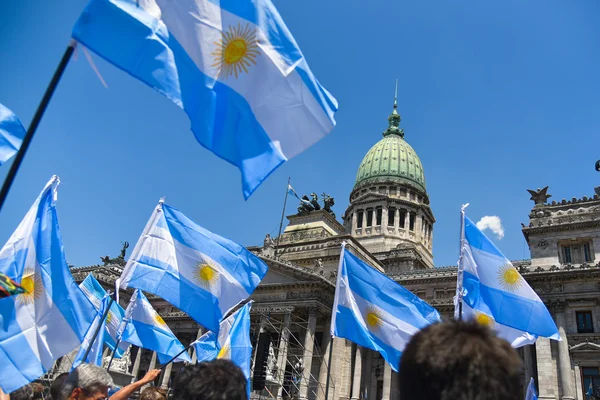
[106,310,113,325]
[364,306,383,331]
[217,343,231,359]
[474,311,495,328]
[18,270,43,305]
[154,313,167,327]
[497,263,523,292]
[212,23,259,79]
[194,261,220,289]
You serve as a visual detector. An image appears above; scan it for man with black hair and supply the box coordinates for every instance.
[50,373,69,400]
[398,321,523,400]
[172,359,247,400]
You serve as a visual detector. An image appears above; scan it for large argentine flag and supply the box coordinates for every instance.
[72,0,338,199]
[80,274,129,357]
[0,103,26,166]
[331,246,440,371]
[0,176,95,393]
[118,200,268,333]
[458,214,560,341]
[119,290,191,364]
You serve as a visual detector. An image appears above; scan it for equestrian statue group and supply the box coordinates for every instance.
[297,192,335,218]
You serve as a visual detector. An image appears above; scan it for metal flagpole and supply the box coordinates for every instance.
[82,292,115,362]
[0,40,77,213]
[324,336,334,400]
[455,204,469,321]
[274,177,290,260]
[105,337,122,372]
[158,342,194,369]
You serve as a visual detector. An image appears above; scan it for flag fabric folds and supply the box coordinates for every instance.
[525,378,538,400]
[587,381,594,398]
[117,201,268,333]
[72,295,110,369]
[119,290,191,364]
[458,213,560,342]
[331,246,441,371]
[192,301,253,397]
[0,176,95,393]
[0,103,25,166]
[80,274,128,357]
[72,0,338,199]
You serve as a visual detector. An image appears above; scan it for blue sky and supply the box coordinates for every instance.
[1,0,599,268]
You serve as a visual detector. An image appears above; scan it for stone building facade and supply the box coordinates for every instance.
[69,101,600,400]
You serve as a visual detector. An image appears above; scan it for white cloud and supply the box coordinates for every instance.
[476,216,504,239]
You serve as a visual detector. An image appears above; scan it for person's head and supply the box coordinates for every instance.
[172,359,247,400]
[9,384,33,400]
[139,387,167,400]
[60,364,114,400]
[399,320,523,400]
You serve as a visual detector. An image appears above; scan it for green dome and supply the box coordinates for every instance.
[354,103,426,192]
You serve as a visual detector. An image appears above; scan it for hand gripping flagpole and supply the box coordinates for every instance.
[0,40,77,213]
[454,204,469,321]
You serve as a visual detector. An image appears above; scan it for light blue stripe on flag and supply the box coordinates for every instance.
[331,247,440,371]
[525,378,538,400]
[0,176,95,393]
[0,103,25,166]
[118,201,268,333]
[72,0,337,199]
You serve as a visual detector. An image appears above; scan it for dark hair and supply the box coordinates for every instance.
[9,384,33,400]
[172,359,247,400]
[398,321,523,400]
[50,372,69,400]
[140,386,167,400]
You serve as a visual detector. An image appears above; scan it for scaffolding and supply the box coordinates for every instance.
[250,311,335,400]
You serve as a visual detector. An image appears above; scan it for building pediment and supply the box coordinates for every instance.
[570,340,600,353]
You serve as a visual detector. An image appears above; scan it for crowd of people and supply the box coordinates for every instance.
[1,321,526,400]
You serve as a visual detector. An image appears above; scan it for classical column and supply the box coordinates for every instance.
[352,211,358,233]
[362,211,367,231]
[381,208,388,230]
[363,350,373,400]
[351,346,362,400]
[276,311,292,398]
[191,327,204,363]
[523,345,535,397]
[382,362,392,400]
[143,352,158,389]
[160,362,173,389]
[317,321,331,400]
[102,347,110,360]
[555,308,575,400]
[535,338,556,400]
[131,347,143,379]
[299,309,318,400]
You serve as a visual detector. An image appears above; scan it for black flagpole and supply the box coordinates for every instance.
[0,40,77,213]
[274,177,290,260]
[82,293,115,362]
[105,337,123,372]
[324,336,334,400]
[158,342,194,369]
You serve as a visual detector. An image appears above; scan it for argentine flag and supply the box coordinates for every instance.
[72,0,338,199]
[458,212,560,343]
[80,274,129,357]
[331,246,441,371]
[118,200,268,333]
[119,289,191,364]
[72,295,111,369]
[192,301,253,396]
[0,103,25,166]
[0,176,95,393]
